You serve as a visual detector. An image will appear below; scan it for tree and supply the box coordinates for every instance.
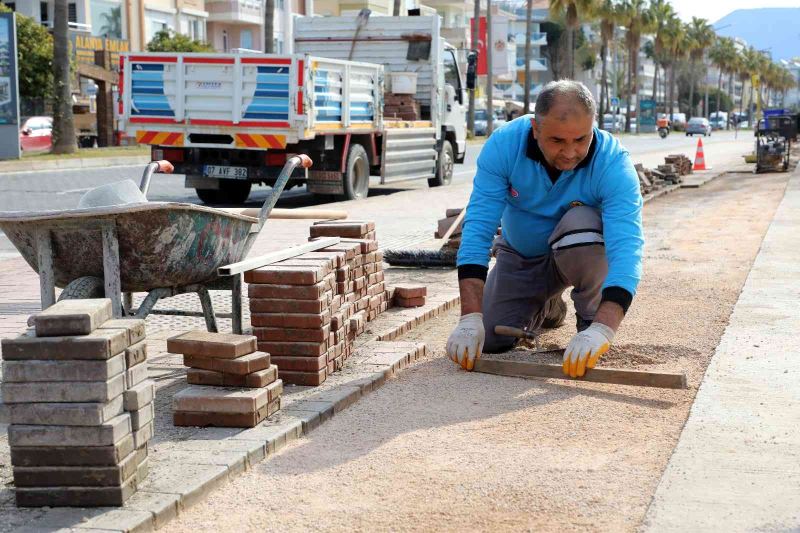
[648,0,673,112]
[662,13,686,121]
[52,0,75,154]
[99,6,122,38]
[619,0,654,133]
[523,0,533,113]
[541,20,567,80]
[264,0,274,52]
[593,0,620,120]
[0,5,53,99]
[549,0,595,79]
[147,30,213,52]
[393,0,401,16]
[685,17,714,116]
[708,37,736,118]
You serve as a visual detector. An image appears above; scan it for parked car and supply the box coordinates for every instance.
[670,113,687,131]
[601,113,625,133]
[686,117,712,136]
[474,108,507,136]
[709,117,726,130]
[19,116,53,152]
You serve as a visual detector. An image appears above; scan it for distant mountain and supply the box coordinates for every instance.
[714,8,800,61]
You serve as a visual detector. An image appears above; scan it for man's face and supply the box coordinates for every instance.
[531,105,594,171]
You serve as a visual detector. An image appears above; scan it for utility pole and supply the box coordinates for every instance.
[264,0,275,52]
[52,0,75,154]
[393,0,401,16]
[468,0,480,135]
[486,0,493,136]
[523,0,532,114]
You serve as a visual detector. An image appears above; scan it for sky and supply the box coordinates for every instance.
[670,0,800,24]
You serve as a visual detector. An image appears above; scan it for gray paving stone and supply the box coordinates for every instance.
[125,490,180,530]
[309,385,362,414]
[9,413,131,447]
[157,448,247,476]
[231,418,303,454]
[172,386,270,414]
[33,299,112,337]
[124,341,148,369]
[98,319,146,346]
[15,475,139,507]
[2,353,125,382]
[2,373,125,403]
[125,363,148,389]
[0,328,128,361]
[6,395,124,426]
[132,421,153,449]
[129,403,154,431]
[10,433,136,466]
[280,408,321,434]
[13,446,144,487]
[124,380,155,411]
[74,508,154,533]
[138,460,229,510]
[163,438,267,467]
[289,400,335,420]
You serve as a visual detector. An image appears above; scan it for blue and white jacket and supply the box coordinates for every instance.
[456,115,644,311]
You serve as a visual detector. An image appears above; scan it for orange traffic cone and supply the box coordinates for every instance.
[693,138,708,170]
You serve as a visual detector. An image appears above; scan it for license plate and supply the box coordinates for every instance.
[203,165,248,179]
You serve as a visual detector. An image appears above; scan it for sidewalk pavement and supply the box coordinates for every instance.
[0,155,151,174]
[643,168,800,531]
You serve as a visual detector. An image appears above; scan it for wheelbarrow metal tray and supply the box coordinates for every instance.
[0,203,258,293]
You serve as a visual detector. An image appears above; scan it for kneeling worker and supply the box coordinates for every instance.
[446,81,644,377]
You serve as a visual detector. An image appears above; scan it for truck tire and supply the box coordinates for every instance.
[428,140,454,187]
[342,144,370,200]
[195,181,252,205]
[58,276,105,301]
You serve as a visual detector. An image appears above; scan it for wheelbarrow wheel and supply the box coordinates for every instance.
[58,276,105,301]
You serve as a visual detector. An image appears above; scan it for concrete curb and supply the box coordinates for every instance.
[19,296,458,532]
[0,155,151,174]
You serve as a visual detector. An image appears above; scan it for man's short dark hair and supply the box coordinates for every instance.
[535,80,597,123]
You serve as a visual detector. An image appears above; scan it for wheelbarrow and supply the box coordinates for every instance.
[0,154,314,333]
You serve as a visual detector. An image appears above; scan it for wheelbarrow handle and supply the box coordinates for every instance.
[139,160,175,199]
[255,155,313,231]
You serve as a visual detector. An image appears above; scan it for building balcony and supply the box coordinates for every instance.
[442,26,470,47]
[206,0,263,25]
[515,56,548,71]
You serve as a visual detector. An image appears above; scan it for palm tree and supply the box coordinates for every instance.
[648,0,673,112]
[662,15,686,122]
[99,6,122,38]
[524,0,534,113]
[685,17,715,117]
[619,0,654,133]
[549,0,596,79]
[708,36,736,117]
[593,0,620,120]
[52,0,75,154]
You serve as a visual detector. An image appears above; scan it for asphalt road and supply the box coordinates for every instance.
[0,129,751,256]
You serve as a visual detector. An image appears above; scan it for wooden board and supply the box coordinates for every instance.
[473,358,687,390]
[217,237,340,276]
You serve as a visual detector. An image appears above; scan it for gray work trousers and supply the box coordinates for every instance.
[483,206,608,353]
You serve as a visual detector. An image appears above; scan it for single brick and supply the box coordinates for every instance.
[278,368,327,386]
[97,319,146,346]
[167,330,257,359]
[296,251,347,268]
[2,373,125,404]
[244,265,329,285]
[10,433,135,467]
[313,219,375,232]
[15,476,139,507]
[184,351,271,376]
[2,352,125,382]
[1,329,128,361]
[247,280,330,300]
[251,310,330,329]
[309,222,370,238]
[124,341,148,369]
[7,396,124,426]
[319,241,361,260]
[12,446,145,487]
[132,421,153,449]
[364,262,377,275]
[368,282,386,297]
[173,398,280,428]
[368,271,385,285]
[394,284,428,299]
[252,326,330,343]
[266,379,283,402]
[172,386,270,414]
[33,299,113,337]
[130,403,154,430]
[336,281,353,294]
[395,295,426,307]
[352,266,365,278]
[125,362,148,389]
[341,238,378,253]
[186,365,278,388]
[354,276,366,290]
[257,341,327,357]
[249,295,331,314]
[9,413,131,447]
[270,354,327,372]
[124,380,155,411]
[335,265,351,282]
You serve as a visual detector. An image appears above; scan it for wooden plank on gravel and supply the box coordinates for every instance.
[473,358,687,389]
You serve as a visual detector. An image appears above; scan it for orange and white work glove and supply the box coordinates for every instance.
[446,313,485,371]
[563,322,615,378]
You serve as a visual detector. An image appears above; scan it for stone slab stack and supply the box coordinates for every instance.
[244,221,390,387]
[383,93,421,121]
[0,299,151,507]
[665,154,693,175]
[393,284,427,308]
[168,331,283,427]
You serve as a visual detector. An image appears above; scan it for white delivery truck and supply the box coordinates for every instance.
[118,15,470,203]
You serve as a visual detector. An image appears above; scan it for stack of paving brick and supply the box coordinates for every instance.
[244,221,391,386]
[0,299,152,507]
[665,154,693,175]
[384,92,421,121]
[168,331,283,428]
[392,284,427,308]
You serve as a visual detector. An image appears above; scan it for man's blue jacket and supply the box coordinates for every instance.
[456,115,644,311]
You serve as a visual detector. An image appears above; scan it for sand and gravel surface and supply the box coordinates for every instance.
[159,171,788,532]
